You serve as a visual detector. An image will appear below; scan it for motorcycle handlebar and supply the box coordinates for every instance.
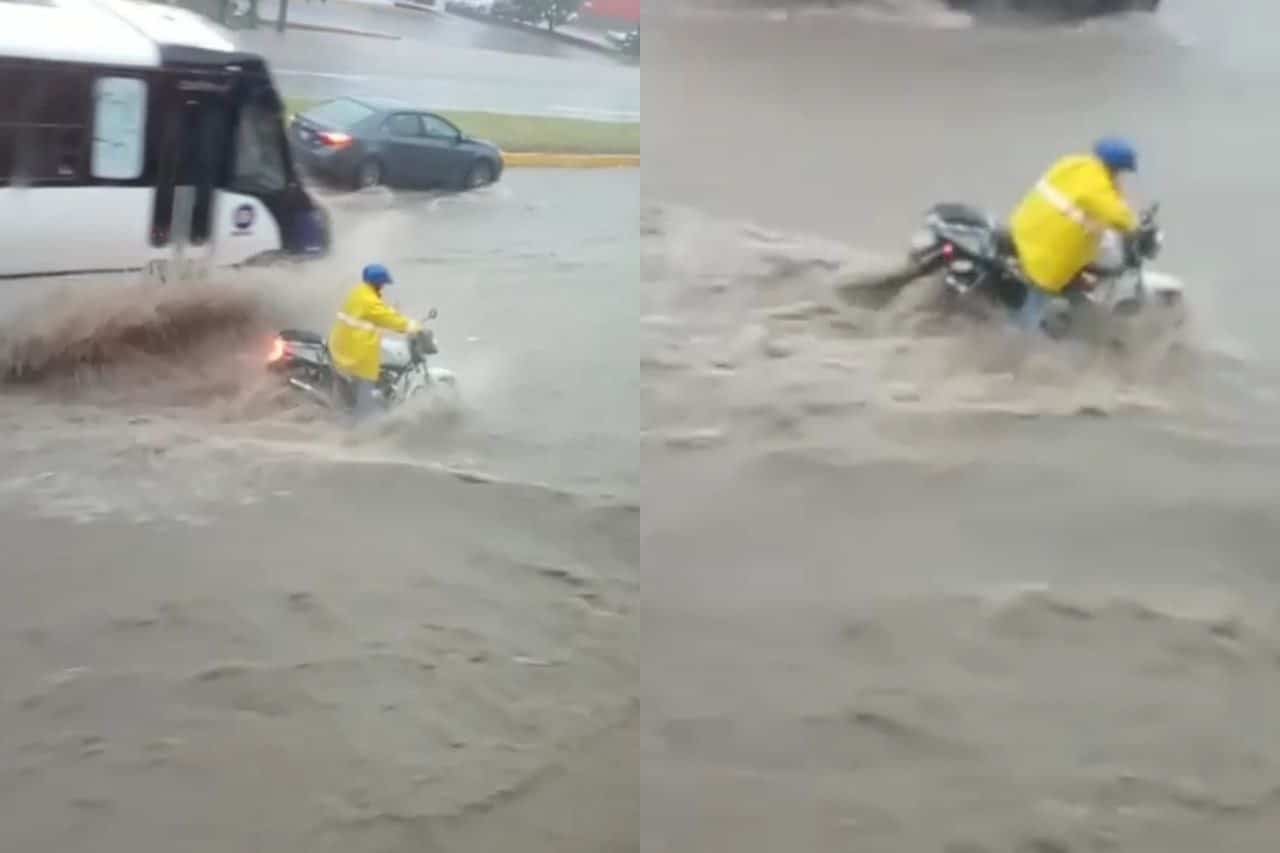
[408,326,439,359]
[409,308,437,332]
[1120,202,1161,264]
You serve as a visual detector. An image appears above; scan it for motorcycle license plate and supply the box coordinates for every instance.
[910,230,938,252]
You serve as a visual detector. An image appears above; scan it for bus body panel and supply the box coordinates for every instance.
[0,0,161,67]
[212,191,285,268]
[0,187,284,279]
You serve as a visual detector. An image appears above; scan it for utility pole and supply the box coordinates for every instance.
[276,0,288,32]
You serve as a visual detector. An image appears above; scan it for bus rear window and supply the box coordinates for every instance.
[302,98,375,129]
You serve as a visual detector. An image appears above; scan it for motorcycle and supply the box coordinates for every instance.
[902,200,1184,337]
[265,308,455,412]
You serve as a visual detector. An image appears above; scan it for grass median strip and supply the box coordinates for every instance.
[283,99,639,155]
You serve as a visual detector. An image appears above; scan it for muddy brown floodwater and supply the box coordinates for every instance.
[0,170,638,852]
[644,3,1280,851]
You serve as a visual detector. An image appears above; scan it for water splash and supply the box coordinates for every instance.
[643,202,1227,447]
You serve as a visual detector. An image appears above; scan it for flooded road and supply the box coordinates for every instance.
[643,2,1280,851]
[0,169,637,852]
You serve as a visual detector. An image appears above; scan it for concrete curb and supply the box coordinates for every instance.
[391,0,443,13]
[444,7,629,59]
[329,0,444,13]
[501,152,639,168]
[283,20,401,38]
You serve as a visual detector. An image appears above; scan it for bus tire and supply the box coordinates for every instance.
[354,157,383,190]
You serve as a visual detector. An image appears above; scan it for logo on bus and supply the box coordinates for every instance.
[233,204,255,233]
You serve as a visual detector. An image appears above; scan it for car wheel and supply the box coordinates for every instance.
[462,159,494,190]
[354,158,383,190]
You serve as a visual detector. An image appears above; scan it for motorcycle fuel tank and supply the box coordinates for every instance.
[380,336,412,369]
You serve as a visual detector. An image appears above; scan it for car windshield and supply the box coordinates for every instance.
[302,98,375,130]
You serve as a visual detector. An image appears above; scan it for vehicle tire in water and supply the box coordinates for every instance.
[355,158,383,190]
[462,159,494,190]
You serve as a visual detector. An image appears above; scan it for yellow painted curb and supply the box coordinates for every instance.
[501,152,640,169]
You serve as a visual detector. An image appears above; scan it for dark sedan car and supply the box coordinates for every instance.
[287,96,505,191]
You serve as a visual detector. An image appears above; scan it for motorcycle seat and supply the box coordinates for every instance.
[992,227,1016,256]
[280,329,325,346]
[930,202,993,228]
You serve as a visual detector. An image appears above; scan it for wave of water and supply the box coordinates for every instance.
[642,5,1280,849]
[0,175,638,853]
[642,202,1246,462]
[642,200,1280,853]
[0,175,637,525]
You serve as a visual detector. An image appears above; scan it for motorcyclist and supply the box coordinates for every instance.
[1007,137,1140,332]
[328,263,420,420]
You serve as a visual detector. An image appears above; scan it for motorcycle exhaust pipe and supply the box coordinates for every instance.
[287,376,335,408]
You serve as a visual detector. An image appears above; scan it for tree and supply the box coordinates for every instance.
[510,0,583,31]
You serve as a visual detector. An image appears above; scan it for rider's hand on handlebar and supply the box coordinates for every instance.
[408,310,437,333]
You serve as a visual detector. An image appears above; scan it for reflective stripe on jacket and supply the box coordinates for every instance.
[328,283,415,381]
[1009,154,1139,293]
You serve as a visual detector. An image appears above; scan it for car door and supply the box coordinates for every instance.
[380,112,427,187]
[418,113,469,186]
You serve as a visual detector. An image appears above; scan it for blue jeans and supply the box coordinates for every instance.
[1014,283,1052,333]
[341,375,382,423]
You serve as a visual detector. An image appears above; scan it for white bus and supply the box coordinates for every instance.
[0,0,330,285]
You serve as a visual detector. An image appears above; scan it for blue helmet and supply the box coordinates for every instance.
[362,263,393,287]
[1093,137,1137,173]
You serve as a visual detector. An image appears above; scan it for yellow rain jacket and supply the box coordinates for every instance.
[328,283,417,381]
[1009,153,1139,293]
